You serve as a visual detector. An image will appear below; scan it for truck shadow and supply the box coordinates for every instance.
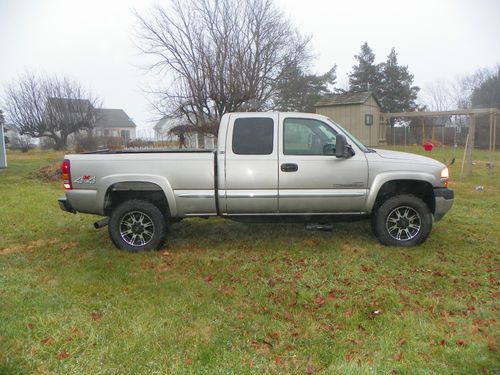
[166,218,376,251]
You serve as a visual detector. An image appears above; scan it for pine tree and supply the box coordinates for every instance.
[471,72,500,109]
[275,63,336,113]
[348,42,382,95]
[379,48,420,113]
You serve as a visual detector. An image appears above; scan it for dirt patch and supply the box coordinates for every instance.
[0,239,59,256]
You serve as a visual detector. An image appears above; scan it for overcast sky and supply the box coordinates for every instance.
[1,0,499,135]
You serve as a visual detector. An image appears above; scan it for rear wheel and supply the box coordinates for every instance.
[372,194,432,247]
[108,199,167,251]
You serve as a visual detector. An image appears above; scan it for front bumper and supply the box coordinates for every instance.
[58,197,76,214]
[433,188,454,221]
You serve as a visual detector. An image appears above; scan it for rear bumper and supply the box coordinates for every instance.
[58,197,76,214]
[434,188,454,221]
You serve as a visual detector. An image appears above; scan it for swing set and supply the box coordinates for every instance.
[381,108,499,177]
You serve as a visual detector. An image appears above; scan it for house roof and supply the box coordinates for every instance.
[47,97,94,112]
[95,108,136,129]
[315,91,380,108]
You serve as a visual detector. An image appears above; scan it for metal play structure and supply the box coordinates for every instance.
[381,108,499,177]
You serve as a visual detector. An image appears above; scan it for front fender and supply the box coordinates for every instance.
[97,174,177,217]
[366,171,439,213]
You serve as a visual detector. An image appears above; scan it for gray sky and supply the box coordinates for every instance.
[1,0,499,135]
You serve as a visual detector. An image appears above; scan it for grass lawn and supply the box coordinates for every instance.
[0,148,498,374]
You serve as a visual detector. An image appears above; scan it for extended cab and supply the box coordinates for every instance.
[59,112,454,250]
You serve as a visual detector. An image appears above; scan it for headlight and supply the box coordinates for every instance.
[440,167,449,187]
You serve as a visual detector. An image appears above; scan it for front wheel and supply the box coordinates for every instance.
[372,194,432,247]
[108,199,167,251]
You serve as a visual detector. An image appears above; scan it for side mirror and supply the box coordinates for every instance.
[335,134,351,158]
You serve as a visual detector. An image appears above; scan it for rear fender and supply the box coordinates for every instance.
[98,174,177,216]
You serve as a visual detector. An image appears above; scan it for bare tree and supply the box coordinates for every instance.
[3,72,101,150]
[451,68,492,109]
[421,79,453,111]
[135,0,311,136]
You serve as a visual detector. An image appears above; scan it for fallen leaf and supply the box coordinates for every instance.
[393,351,403,361]
[41,337,54,346]
[268,278,276,288]
[203,275,213,283]
[307,364,317,374]
[439,339,446,346]
[185,357,193,365]
[57,350,69,360]
[27,323,34,330]
[399,338,407,346]
[269,332,280,341]
[283,311,293,321]
[91,311,102,322]
[344,309,353,318]
[314,296,326,306]
[275,356,282,364]
[457,339,467,346]
[367,358,374,365]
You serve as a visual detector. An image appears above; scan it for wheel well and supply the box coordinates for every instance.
[373,180,435,214]
[104,182,169,217]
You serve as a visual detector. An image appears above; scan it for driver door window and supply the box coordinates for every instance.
[283,118,337,155]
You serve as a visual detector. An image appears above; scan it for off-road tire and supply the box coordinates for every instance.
[108,199,167,252]
[372,194,432,247]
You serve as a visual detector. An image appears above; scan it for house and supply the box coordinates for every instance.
[154,115,216,149]
[315,91,385,146]
[93,108,136,140]
[41,98,136,146]
[2,124,20,147]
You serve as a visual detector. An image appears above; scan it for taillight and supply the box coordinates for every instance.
[62,159,72,189]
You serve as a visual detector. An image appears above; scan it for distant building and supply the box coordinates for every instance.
[154,115,215,149]
[40,98,136,146]
[315,91,384,146]
[93,108,136,140]
[3,124,20,146]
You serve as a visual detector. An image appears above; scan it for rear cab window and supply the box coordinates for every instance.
[232,118,274,155]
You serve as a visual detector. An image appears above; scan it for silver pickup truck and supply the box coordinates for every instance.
[59,112,454,250]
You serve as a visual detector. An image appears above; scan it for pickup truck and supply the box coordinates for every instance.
[58,112,454,251]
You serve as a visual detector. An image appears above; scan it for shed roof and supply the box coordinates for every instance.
[315,91,380,108]
[95,108,136,129]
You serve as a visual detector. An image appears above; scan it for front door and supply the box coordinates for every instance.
[224,113,279,214]
[278,116,369,214]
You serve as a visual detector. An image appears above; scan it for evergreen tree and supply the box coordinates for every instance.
[379,48,420,113]
[275,63,336,113]
[348,42,382,95]
[471,72,500,108]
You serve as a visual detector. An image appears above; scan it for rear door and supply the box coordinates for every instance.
[278,115,369,213]
[224,113,279,214]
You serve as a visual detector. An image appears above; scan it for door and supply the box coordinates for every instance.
[224,113,279,214]
[278,116,369,213]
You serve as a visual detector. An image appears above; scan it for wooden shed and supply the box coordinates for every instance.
[315,91,385,146]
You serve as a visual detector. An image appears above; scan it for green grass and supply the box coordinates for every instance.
[0,148,499,374]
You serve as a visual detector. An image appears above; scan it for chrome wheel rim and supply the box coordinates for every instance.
[119,211,155,247]
[385,206,421,242]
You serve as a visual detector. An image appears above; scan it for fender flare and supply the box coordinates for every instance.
[97,174,177,217]
[366,171,438,214]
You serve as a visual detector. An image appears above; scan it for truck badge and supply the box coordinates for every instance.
[74,175,96,185]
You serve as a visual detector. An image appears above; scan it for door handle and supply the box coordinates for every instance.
[281,163,298,172]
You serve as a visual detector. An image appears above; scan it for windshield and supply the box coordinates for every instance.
[326,118,369,152]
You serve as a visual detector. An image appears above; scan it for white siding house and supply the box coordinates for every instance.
[154,116,216,149]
